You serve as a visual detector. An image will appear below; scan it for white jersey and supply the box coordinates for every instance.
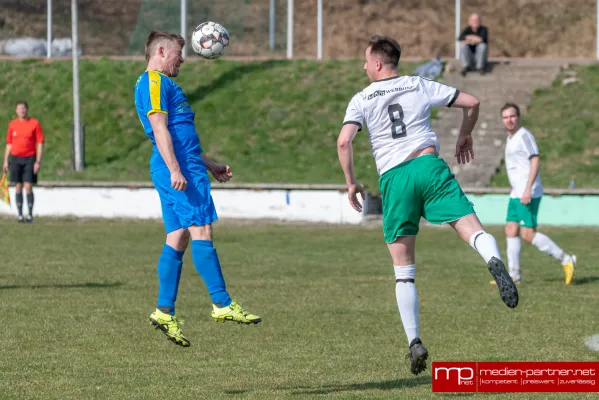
[505,126,543,198]
[342,75,459,175]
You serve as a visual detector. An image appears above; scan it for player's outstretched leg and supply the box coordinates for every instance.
[150,243,190,346]
[470,231,519,308]
[562,255,577,285]
[406,338,428,375]
[191,239,262,325]
[150,309,190,347]
[211,300,262,325]
[485,256,518,308]
[490,235,522,285]
[529,232,576,285]
[452,214,519,308]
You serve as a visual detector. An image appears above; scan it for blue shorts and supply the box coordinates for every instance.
[151,167,218,234]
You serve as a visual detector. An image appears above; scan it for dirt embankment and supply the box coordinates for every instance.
[1,0,595,58]
[292,0,596,59]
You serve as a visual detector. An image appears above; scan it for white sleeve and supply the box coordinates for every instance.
[521,131,540,158]
[342,94,364,131]
[420,78,459,108]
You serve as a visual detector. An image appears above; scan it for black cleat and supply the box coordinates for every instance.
[406,338,428,375]
[487,257,518,308]
[25,215,33,224]
[17,215,24,223]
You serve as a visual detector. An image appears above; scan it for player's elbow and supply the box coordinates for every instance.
[469,97,480,109]
[337,136,352,150]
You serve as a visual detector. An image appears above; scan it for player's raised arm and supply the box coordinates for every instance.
[450,92,480,164]
[148,112,187,191]
[337,123,365,212]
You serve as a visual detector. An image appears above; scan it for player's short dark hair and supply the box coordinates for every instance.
[501,103,520,116]
[368,35,401,68]
[15,100,28,108]
[145,30,186,62]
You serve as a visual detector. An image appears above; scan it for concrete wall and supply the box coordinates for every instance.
[467,193,599,227]
[0,186,363,224]
[0,185,597,226]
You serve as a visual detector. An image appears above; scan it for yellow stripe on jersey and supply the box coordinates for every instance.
[148,71,168,116]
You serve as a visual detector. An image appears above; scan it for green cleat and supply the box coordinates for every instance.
[211,300,262,325]
[149,309,190,347]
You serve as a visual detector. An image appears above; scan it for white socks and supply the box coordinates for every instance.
[532,232,569,264]
[394,265,419,345]
[469,230,502,264]
[506,237,521,281]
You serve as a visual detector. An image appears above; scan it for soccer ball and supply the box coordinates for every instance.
[191,21,230,59]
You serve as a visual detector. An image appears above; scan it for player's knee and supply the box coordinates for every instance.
[179,230,191,249]
[188,224,213,241]
[505,224,519,238]
[520,229,535,243]
[166,228,189,251]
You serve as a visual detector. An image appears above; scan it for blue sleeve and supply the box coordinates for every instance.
[143,71,170,116]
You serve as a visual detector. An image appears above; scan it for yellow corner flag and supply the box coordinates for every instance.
[0,173,11,207]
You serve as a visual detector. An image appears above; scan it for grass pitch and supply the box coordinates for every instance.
[0,218,597,399]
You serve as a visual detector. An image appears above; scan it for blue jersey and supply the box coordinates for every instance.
[134,70,204,172]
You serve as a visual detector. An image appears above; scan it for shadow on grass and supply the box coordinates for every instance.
[186,60,286,104]
[435,393,502,398]
[572,276,599,285]
[543,276,599,286]
[226,376,506,397]
[222,390,248,395]
[282,375,431,396]
[0,282,124,290]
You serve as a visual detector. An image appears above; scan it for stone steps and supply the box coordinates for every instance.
[432,62,560,187]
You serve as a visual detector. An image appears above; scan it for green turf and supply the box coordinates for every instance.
[0,59,421,190]
[491,65,599,189]
[1,218,597,399]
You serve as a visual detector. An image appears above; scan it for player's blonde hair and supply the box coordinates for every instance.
[145,30,186,62]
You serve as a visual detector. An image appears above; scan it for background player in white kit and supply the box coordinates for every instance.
[493,103,577,285]
[336,35,518,376]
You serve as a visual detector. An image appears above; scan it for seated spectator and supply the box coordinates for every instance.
[458,13,488,76]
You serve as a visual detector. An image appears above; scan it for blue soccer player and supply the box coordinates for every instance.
[134,30,261,347]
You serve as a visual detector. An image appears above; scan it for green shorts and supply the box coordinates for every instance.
[379,154,475,242]
[506,197,541,228]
